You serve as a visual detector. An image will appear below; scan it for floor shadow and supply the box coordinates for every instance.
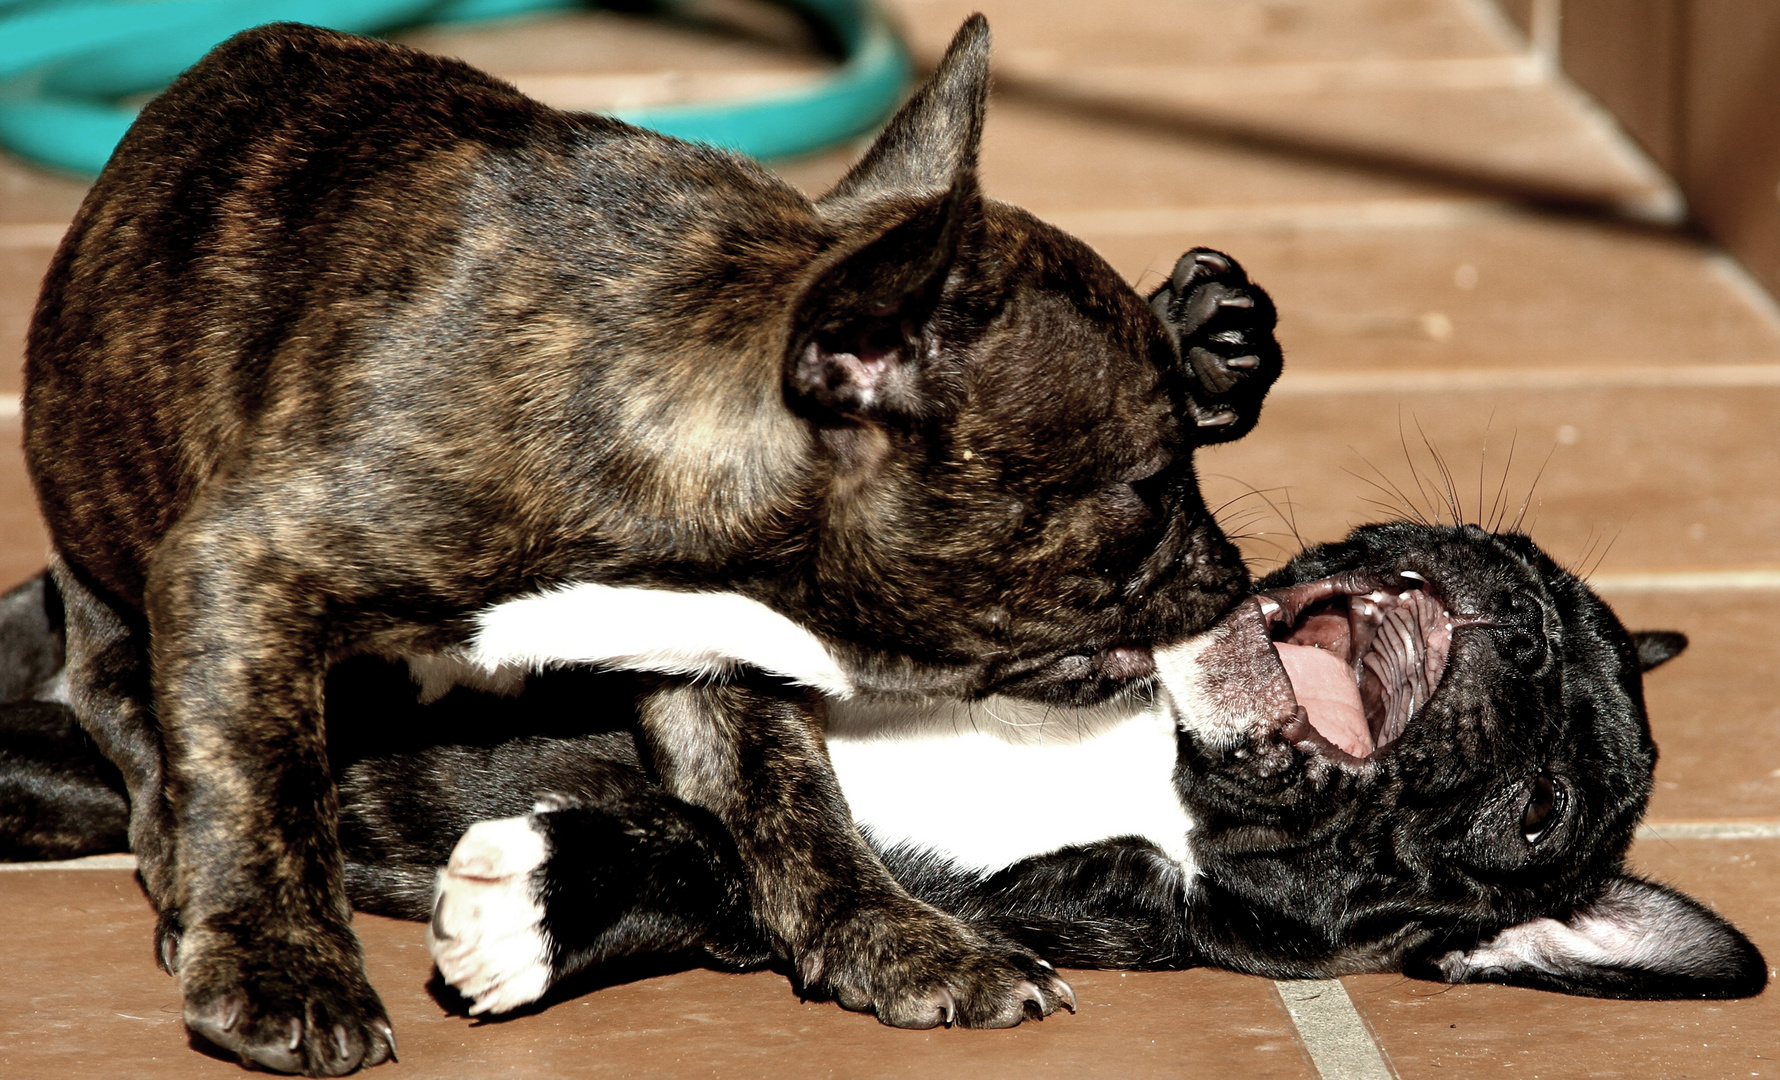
[993,74,1705,243]
[426,951,772,1021]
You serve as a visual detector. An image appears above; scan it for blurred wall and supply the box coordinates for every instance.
[1497,0,1780,300]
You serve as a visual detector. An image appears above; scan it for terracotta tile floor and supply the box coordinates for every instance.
[2,1,1775,1077]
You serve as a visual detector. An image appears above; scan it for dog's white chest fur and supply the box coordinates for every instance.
[826,695,1196,875]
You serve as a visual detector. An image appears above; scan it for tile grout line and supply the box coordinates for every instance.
[1275,979,1398,1080]
[0,853,137,871]
[1589,570,1780,592]
[1272,365,1780,395]
[0,223,68,248]
[1048,198,1518,236]
[1635,820,1780,840]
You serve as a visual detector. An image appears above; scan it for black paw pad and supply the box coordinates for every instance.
[1149,248,1282,443]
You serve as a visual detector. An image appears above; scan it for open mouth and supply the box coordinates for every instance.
[1245,571,1455,761]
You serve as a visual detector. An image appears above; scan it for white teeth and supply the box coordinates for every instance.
[1399,591,1413,601]
[1399,570,1426,581]
[1258,598,1281,616]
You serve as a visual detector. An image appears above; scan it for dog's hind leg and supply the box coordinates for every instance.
[0,700,130,860]
[427,792,770,1015]
[0,571,67,702]
[888,838,1196,972]
[51,557,178,924]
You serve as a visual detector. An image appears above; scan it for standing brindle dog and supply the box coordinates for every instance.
[24,17,1281,1075]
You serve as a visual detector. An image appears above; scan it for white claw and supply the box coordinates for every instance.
[930,987,957,1026]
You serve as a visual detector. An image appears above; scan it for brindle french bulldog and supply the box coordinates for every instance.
[22,16,1280,1075]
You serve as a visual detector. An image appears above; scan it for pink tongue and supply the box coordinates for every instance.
[1274,644,1372,758]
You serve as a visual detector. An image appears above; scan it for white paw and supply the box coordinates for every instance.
[428,816,554,1015]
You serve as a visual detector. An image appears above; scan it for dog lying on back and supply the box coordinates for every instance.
[408,520,1771,1007]
[4,522,1763,1017]
[23,17,1280,1073]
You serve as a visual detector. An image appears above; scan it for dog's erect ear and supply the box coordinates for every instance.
[789,18,990,422]
[1419,875,1767,999]
[820,15,989,207]
[1631,630,1688,672]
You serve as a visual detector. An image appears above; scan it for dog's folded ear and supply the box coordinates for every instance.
[788,17,990,422]
[1413,875,1768,999]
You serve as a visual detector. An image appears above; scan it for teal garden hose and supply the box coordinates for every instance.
[0,0,911,174]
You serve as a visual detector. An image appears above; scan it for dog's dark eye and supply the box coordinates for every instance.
[1521,774,1564,844]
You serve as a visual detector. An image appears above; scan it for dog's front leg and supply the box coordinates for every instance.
[637,673,1074,1028]
[148,541,394,1076]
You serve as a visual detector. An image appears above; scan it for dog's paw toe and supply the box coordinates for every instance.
[155,907,184,974]
[882,956,1073,1029]
[1148,247,1282,442]
[428,815,555,1015]
[179,933,394,1076]
[802,904,1074,1030]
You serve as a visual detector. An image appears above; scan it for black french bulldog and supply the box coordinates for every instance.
[400,521,1765,1009]
[22,16,1279,1074]
[3,522,1761,1023]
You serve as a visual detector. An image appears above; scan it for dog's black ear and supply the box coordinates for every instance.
[1631,630,1687,672]
[789,17,989,422]
[1418,875,1767,999]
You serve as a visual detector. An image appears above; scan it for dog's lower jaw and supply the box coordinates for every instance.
[1155,604,1285,754]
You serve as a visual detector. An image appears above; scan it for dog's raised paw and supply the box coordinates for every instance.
[428,816,555,1015]
[1148,247,1282,442]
